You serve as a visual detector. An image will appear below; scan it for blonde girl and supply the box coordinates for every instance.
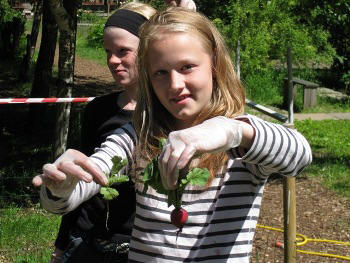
[36,7,312,263]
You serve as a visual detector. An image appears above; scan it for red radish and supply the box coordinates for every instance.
[171,207,188,229]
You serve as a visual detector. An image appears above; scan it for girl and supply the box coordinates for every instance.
[35,7,312,263]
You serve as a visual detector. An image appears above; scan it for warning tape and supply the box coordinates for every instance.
[0,97,95,104]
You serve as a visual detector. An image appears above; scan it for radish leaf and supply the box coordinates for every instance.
[100,156,129,200]
[100,187,119,200]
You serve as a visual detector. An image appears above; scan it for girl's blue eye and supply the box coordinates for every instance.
[182,64,194,71]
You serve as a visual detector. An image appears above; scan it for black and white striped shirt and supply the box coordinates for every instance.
[40,115,312,262]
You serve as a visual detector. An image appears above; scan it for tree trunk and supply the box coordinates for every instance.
[49,0,80,159]
[29,0,44,59]
[29,0,58,126]
[235,39,241,80]
[19,0,43,81]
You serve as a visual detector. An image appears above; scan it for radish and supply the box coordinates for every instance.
[171,207,188,229]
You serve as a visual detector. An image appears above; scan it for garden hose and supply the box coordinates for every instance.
[257,224,350,261]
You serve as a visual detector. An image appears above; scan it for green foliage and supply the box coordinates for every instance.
[100,186,119,200]
[212,0,335,77]
[294,0,350,91]
[0,0,23,25]
[78,9,103,23]
[86,17,107,48]
[243,68,284,106]
[184,168,210,187]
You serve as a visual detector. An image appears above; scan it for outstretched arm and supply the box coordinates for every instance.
[158,115,312,190]
[33,123,137,214]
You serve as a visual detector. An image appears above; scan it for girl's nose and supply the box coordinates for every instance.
[108,54,121,65]
[169,71,185,91]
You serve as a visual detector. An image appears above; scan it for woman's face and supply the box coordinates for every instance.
[104,27,140,89]
[148,32,213,129]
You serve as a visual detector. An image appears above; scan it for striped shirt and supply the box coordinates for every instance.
[40,115,312,262]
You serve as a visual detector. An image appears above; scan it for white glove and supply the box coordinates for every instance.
[158,116,243,189]
[33,149,106,198]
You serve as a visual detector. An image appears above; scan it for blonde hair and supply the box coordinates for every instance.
[119,1,156,20]
[134,8,246,180]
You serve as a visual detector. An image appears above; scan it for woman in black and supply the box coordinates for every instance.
[50,3,155,262]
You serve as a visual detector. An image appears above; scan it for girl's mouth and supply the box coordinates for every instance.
[172,95,191,104]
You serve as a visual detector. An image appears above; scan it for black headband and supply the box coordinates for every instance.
[104,9,147,37]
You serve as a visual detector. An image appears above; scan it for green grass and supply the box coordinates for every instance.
[0,206,60,262]
[243,69,284,106]
[76,24,106,66]
[295,119,350,197]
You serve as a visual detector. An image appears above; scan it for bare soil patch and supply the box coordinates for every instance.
[253,176,350,262]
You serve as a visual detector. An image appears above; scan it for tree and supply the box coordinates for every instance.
[49,0,81,159]
[294,0,350,91]
[19,0,43,81]
[29,0,58,125]
[0,0,25,58]
[211,0,335,77]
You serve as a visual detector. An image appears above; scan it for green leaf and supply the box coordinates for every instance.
[110,156,128,176]
[186,168,210,186]
[100,187,119,200]
[99,156,128,200]
[107,175,129,187]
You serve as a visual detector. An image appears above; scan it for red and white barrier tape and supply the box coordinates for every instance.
[0,97,95,104]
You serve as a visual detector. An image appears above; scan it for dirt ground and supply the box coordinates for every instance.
[72,56,350,262]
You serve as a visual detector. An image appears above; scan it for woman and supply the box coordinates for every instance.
[52,3,156,263]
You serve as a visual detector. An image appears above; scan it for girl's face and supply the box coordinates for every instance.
[104,27,140,89]
[148,32,213,129]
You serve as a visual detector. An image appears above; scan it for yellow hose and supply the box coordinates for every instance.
[257,224,350,261]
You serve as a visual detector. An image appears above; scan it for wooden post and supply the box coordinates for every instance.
[284,46,297,263]
[283,172,297,263]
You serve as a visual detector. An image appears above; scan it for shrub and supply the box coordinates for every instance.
[86,18,106,48]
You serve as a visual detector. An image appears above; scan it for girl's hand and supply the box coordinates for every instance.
[166,0,196,11]
[32,149,107,198]
[158,117,247,190]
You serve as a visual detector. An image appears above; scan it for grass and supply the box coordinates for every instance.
[0,206,60,262]
[295,119,350,197]
[76,24,106,66]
